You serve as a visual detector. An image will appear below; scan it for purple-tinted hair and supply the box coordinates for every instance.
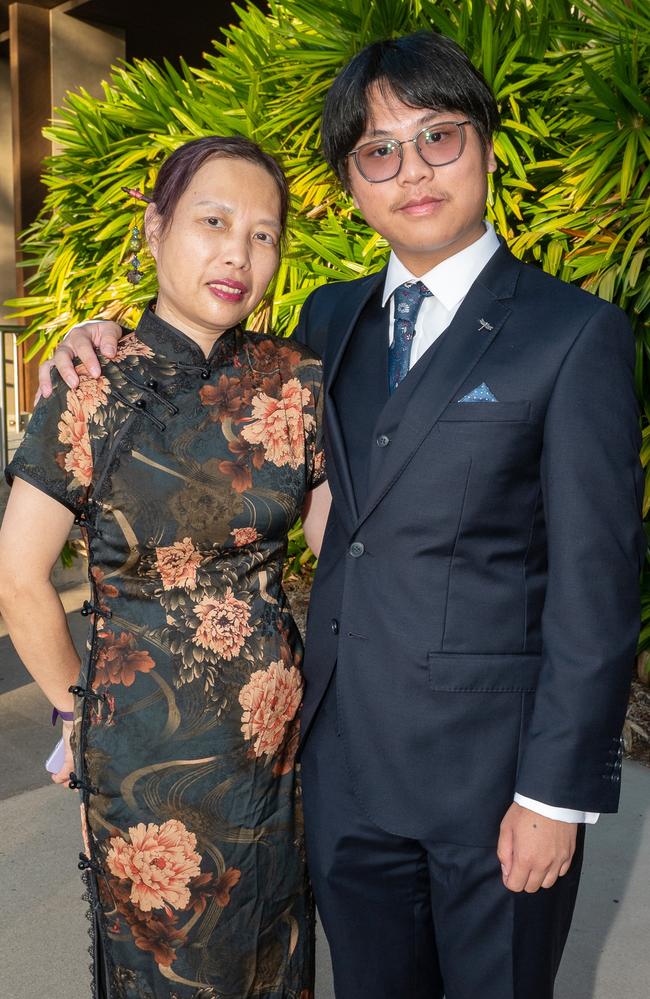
[150,135,289,238]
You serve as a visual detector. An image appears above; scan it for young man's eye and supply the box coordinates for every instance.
[423,127,454,144]
[369,143,396,159]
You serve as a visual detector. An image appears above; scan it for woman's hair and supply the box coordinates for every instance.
[321,31,500,186]
[150,135,289,236]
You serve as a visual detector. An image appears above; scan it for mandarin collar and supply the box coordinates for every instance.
[131,301,242,367]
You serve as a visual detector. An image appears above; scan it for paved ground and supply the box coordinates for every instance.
[1,585,649,998]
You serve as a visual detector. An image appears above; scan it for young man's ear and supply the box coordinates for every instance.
[486,142,497,175]
[144,203,163,261]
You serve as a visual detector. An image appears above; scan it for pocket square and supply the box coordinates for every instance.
[458,383,498,403]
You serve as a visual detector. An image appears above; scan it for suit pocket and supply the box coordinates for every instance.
[427,652,541,692]
[439,401,531,423]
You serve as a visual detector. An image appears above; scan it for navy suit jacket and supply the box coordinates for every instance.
[293,243,645,846]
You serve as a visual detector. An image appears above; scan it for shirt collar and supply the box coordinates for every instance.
[382,221,501,311]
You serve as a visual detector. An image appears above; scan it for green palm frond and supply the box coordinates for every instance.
[4,0,650,602]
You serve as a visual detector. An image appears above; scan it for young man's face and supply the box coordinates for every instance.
[347,83,497,275]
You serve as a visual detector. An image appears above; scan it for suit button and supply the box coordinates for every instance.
[330,619,339,635]
[376,434,390,447]
[349,542,365,558]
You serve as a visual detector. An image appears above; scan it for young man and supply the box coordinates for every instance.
[41,31,644,999]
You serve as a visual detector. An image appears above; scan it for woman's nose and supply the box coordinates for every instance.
[220,234,251,269]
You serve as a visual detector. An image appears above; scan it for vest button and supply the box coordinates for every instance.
[376,434,390,447]
[349,542,365,558]
[330,619,339,635]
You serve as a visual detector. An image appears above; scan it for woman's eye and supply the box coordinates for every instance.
[254,232,277,245]
[205,216,223,227]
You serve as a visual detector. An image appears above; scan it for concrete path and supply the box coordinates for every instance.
[1,592,648,998]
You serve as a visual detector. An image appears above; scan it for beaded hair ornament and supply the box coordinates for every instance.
[121,186,153,284]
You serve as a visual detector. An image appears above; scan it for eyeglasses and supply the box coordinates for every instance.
[346,120,471,183]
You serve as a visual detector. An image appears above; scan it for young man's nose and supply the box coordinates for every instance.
[398,140,435,184]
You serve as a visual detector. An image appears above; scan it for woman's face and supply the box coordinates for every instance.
[147,156,282,345]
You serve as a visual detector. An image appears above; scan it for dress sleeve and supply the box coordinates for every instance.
[5,370,94,513]
[305,359,327,491]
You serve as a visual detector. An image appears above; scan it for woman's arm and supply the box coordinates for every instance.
[0,479,80,783]
[301,480,332,558]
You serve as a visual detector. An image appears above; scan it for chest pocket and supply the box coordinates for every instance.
[439,400,531,423]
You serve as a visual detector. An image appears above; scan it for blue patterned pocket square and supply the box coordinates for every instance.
[458,383,498,403]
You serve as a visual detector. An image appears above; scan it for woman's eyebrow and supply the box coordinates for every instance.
[193,200,280,230]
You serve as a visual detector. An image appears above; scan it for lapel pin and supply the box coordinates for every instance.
[478,318,494,333]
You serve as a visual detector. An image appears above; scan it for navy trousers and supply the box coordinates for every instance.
[301,678,584,999]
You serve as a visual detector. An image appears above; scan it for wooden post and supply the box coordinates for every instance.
[10,2,52,411]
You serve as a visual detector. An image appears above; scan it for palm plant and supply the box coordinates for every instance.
[5,0,650,648]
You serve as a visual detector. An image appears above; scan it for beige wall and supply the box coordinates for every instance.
[0,55,15,323]
[50,9,125,152]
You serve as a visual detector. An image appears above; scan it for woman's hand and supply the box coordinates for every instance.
[37,320,123,398]
[302,481,332,558]
[51,720,75,787]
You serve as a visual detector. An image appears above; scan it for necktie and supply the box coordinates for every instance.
[388,280,432,393]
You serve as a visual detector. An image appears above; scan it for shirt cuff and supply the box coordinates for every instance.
[514,793,599,825]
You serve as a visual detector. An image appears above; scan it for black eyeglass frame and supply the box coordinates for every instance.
[346,119,472,183]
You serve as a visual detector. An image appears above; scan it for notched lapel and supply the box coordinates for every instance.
[360,250,520,528]
[324,269,387,527]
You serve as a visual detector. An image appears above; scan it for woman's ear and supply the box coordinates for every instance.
[144,203,163,261]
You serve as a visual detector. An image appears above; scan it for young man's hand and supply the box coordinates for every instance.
[37,320,122,398]
[497,802,577,893]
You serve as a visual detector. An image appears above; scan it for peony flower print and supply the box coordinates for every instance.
[156,538,203,592]
[93,630,156,689]
[115,332,155,360]
[199,373,252,422]
[239,660,303,759]
[231,527,260,547]
[91,566,119,613]
[106,819,202,913]
[240,378,314,470]
[58,394,93,487]
[192,588,253,660]
[74,371,111,422]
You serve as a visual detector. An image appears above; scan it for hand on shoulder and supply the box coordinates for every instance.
[37,320,123,399]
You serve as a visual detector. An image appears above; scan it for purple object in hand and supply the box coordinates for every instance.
[45,738,66,774]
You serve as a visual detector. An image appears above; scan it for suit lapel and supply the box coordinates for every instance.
[323,268,387,527]
[358,245,522,528]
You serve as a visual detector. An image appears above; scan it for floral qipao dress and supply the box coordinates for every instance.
[7,306,326,999]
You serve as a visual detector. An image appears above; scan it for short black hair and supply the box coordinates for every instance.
[321,31,500,186]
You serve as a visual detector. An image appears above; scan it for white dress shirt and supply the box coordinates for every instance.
[382,221,598,826]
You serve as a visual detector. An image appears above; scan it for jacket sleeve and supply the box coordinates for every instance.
[291,286,329,358]
[515,302,645,812]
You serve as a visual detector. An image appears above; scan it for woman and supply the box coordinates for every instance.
[0,136,330,999]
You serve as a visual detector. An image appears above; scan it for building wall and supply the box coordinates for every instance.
[50,8,125,149]
[0,54,15,322]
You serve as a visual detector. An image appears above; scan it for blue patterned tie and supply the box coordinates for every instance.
[388,281,432,393]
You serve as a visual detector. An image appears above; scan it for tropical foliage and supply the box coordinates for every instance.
[5,0,650,641]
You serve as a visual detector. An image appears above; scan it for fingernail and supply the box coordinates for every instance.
[105,345,116,357]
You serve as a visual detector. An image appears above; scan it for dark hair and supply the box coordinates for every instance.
[150,135,289,237]
[322,31,500,186]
